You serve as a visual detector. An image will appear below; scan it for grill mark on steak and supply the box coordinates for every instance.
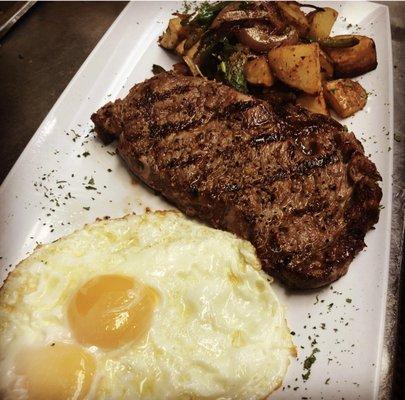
[218,100,258,117]
[288,151,339,178]
[252,124,319,146]
[136,84,191,108]
[149,117,206,139]
[252,151,340,186]
[91,72,382,289]
[164,153,203,169]
[148,100,258,139]
[291,199,328,217]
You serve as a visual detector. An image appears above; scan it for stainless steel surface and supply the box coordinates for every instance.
[377,2,405,399]
[0,2,36,39]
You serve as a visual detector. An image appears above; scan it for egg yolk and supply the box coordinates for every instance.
[16,343,95,400]
[68,274,158,349]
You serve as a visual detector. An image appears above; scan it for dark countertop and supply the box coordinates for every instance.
[0,1,403,399]
[0,1,126,183]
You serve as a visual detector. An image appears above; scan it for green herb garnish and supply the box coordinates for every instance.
[219,50,248,93]
[302,348,320,381]
[152,64,166,75]
[191,1,228,27]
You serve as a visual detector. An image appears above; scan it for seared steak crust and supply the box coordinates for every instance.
[91,72,382,289]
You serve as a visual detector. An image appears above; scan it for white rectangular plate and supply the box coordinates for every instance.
[0,2,393,399]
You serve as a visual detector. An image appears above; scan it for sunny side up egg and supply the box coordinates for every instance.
[0,211,295,400]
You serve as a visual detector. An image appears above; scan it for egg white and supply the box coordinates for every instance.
[0,211,295,399]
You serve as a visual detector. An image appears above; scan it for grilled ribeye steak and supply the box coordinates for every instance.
[91,72,382,289]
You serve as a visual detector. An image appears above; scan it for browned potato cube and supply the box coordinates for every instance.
[296,92,329,115]
[323,79,368,118]
[319,49,334,79]
[277,2,309,36]
[159,17,182,50]
[322,35,377,78]
[307,7,338,40]
[268,43,321,94]
[244,57,275,87]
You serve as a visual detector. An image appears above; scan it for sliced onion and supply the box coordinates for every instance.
[211,2,286,32]
[236,26,299,53]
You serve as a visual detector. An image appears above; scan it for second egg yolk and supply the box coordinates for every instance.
[16,342,95,400]
[67,274,158,349]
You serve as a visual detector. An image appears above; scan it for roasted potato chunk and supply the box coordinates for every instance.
[307,7,338,40]
[319,49,334,79]
[268,43,321,94]
[159,17,182,50]
[323,79,368,118]
[244,57,275,87]
[296,91,329,115]
[322,35,377,77]
[277,2,309,36]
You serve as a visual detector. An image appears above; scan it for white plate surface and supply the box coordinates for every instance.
[0,2,394,399]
